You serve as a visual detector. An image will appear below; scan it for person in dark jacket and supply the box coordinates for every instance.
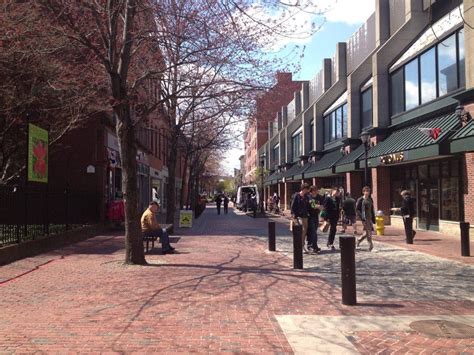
[392,190,416,243]
[307,185,325,253]
[341,192,358,235]
[291,183,310,253]
[356,186,376,251]
[223,195,230,214]
[323,187,340,250]
[215,194,222,215]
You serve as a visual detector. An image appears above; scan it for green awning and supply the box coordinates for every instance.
[265,170,282,186]
[281,162,311,181]
[334,144,366,173]
[366,113,460,167]
[304,150,345,179]
[450,121,474,153]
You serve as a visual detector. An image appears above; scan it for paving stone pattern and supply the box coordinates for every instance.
[0,205,473,354]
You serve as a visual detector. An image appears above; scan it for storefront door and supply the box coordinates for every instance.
[417,164,439,231]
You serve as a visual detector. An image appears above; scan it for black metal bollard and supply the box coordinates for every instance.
[268,221,276,251]
[460,222,470,257]
[340,235,356,305]
[292,224,303,269]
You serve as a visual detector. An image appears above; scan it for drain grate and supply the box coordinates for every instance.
[409,320,474,339]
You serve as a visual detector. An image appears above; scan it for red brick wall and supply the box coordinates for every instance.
[462,152,474,224]
[346,172,363,198]
[371,167,391,222]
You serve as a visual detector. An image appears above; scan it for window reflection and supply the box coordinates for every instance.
[405,59,419,110]
[438,34,457,96]
[420,48,437,103]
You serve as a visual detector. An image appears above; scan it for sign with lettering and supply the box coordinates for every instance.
[179,210,193,228]
[380,152,404,165]
[28,124,48,183]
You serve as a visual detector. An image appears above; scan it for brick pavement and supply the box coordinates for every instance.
[0,205,473,354]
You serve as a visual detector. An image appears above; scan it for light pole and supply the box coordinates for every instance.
[360,131,371,187]
[260,153,266,214]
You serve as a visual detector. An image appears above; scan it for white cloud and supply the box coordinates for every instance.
[323,0,375,25]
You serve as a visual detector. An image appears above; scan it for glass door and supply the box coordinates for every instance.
[417,164,440,231]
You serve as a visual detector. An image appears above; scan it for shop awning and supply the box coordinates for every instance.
[281,162,300,182]
[264,169,282,186]
[304,149,345,179]
[450,121,474,153]
[366,113,460,167]
[334,144,366,173]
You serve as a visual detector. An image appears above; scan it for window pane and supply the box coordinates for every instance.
[330,112,336,141]
[420,48,437,104]
[361,88,373,129]
[405,58,419,110]
[335,108,342,139]
[441,177,459,221]
[342,104,348,137]
[324,116,329,144]
[391,69,404,116]
[438,34,458,96]
[310,121,314,151]
[458,29,465,88]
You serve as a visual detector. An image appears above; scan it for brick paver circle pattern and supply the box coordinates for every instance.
[0,205,473,354]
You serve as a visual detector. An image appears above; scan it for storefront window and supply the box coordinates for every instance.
[441,177,459,221]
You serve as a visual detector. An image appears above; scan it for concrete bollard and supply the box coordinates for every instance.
[268,221,276,252]
[460,222,470,257]
[340,235,356,305]
[292,224,303,269]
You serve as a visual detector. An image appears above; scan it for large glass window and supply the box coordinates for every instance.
[458,28,465,88]
[438,33,458,96]
[420,48,437,104]
[272,144,279,166]
[390,29,464,117]
[292,133,302,161]
[405,58,419,110]
[391,69,404,116]
[309,120,314,151]
[323,103,348,144]
[361,87,373,130]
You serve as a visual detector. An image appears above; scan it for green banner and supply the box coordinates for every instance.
[28,123,48,183]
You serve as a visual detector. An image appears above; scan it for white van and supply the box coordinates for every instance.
[236,185,259,211]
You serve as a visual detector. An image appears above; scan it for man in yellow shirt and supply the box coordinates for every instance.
[141,201,175,254]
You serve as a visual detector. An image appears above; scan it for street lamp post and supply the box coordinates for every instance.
[260,153,266,215]
[360,131,371,187]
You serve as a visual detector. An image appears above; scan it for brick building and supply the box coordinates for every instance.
[243,73,303,183]
[261,0,474,237]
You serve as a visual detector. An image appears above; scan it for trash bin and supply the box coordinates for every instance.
[375,210,385,236]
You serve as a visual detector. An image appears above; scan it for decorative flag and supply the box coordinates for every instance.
[419,127,442,140]
[28,124,48,183]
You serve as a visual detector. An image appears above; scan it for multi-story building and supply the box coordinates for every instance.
[261,0,474,237]
[243,73,303,184]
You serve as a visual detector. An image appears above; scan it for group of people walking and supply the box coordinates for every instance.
[290,183,379,253]
[215,194,230,215]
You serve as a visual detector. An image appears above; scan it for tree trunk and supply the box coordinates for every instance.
[165,142,177,224]
[116,117,146,265]
[179,152,189,209]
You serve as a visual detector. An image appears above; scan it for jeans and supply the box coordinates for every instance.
[142,229,171,249]
[307,216,319,248]
[217,204,221,215]
[403,216,414,242]
[327,218,338,246]
[224,204,229,214]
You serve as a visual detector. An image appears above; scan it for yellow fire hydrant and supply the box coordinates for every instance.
[375,210,385,236]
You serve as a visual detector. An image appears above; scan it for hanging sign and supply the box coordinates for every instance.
[179,210,193,228]
[380,152,404,165]
[27,124,48,183]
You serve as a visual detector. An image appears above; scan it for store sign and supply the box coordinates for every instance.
[380,152,404,165]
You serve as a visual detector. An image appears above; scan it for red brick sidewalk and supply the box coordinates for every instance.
[0,207,473,353]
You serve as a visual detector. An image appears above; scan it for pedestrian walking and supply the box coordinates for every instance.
[323,187,340,250]
[290,183,310,253]
[391,190,416,243]
[341,192,358,235]
[356,186,375,251]
[272,192,280,213]
[215,194,222,215]
[223,195,229,214]
[307,185,324,253]
[141,201,175,254]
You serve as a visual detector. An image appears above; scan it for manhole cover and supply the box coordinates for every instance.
[409,320,474,339]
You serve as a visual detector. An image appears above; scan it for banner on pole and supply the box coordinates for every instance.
[28,123,49,183]
[179,210,193,228]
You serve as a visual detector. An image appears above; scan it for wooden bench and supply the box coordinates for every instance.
[143,224,173,252]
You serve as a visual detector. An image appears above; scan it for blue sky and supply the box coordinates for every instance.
[223,0,376,175]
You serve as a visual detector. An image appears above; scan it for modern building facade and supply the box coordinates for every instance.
[261,0,474,237]
[243,73,302,184]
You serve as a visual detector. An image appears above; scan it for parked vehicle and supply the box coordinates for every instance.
[236,185,259,211]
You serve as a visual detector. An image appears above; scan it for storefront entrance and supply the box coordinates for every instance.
[417,164,440,231]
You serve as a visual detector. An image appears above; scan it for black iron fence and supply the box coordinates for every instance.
[0,185,101,246]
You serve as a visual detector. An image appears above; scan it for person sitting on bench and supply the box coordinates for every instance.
[141,201,175,254]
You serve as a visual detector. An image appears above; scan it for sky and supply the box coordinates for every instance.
[222,0,376,175]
